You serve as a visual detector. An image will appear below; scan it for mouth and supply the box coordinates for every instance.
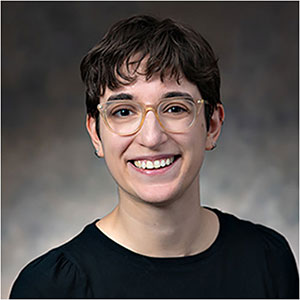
[129,155,181,170]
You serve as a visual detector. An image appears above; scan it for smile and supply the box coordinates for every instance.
[131,155,180,170]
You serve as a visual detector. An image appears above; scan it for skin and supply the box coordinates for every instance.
[86,73,225,257]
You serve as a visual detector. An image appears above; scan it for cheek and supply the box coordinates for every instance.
[183,120,207,148]
[101,137,129,183]
[100,126,132,165]
[184,122,207,165]
[101,137,129,159]
[99,121,121,155]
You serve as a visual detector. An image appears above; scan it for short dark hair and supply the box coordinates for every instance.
[80,15,221,131]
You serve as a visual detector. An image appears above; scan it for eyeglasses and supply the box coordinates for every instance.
[97,97,209,136]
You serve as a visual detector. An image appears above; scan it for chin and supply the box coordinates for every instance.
[133,185,181,206]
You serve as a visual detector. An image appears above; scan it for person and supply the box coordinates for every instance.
[10,15,298,299]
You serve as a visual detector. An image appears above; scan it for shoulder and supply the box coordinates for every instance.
[10,221,97,298]
[212,207,299,298]
[215,208,292,254]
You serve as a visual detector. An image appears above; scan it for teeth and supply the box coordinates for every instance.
[133,156,176,170]
[134,161,142,168]
[154,160,160,169]
[146,161,154,169]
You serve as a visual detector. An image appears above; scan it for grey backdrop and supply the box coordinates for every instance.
[2,2,299,298]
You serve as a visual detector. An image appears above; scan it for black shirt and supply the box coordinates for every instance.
[10,208,299,298]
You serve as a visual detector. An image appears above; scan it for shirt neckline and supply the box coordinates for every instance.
[87,206,225,267]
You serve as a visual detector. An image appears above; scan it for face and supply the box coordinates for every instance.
[87,73,222,205]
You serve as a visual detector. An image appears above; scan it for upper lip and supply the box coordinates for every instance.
[128,154,180,161]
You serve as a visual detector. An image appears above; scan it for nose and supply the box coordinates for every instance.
[136,110,167,149]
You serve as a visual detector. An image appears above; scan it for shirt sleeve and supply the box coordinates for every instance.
[266,241,299,299]
[258,225,299,299]
[9,250,93,298]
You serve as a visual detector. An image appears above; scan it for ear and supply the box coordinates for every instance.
[205,103,225,150]
[86,115,104,157]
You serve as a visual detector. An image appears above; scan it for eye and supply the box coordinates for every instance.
[166,105,188,114]
[108,103,139,119]
[162,101,192,115]
[113,108,133,117]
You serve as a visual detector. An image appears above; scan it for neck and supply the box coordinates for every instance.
[97,180,219,257]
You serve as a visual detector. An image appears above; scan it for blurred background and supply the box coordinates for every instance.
[2,2,298,298]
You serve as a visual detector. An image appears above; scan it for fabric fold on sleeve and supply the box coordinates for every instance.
[10,249,93,299]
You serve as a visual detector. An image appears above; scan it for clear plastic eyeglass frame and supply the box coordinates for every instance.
[97,98,210,136]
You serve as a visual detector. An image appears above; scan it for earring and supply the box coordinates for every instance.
[94,148,101,158]
[211,143,217,151]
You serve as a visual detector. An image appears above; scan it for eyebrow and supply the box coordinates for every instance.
[107,93,133,101]
[106,91,193,101]
[162,91,193,99]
